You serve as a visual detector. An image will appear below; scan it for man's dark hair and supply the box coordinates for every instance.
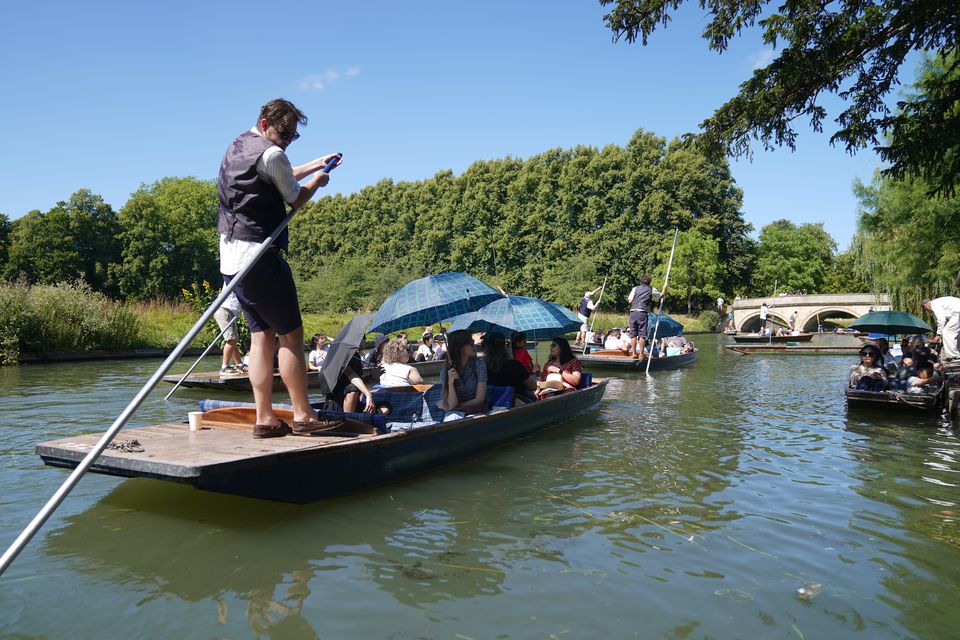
[258,99,307,127]
[640,274,652,286]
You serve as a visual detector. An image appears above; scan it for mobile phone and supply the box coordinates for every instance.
[321,153,342,174]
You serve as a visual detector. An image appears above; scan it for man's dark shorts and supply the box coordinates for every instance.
[629,310,648,339]
[224,251,302,335]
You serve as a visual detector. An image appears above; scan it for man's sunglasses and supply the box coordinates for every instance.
[276,126,300,142]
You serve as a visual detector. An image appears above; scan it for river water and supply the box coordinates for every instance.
[2,335,959,639]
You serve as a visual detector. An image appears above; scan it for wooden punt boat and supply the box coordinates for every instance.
[579,349,697,370]
[161,359,445,393]
[731,333,814,343]
[36,380,607,504]
[726,344,861,355]
[844,386,943,414]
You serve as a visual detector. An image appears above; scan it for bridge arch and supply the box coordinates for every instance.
[739,312,790,333]
[799,308,859,332]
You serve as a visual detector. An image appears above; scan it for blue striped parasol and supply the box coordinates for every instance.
[447,295,581,340]
[646,313,684,340]
[368,272,504,335]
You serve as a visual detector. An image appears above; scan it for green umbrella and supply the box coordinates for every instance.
[848,310,932,334]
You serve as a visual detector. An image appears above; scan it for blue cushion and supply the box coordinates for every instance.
[578,371,593,389]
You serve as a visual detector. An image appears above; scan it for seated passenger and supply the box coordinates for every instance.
[874,338,898,374]
[363,334,389,370]
[848,344,889,391]
[414,332,435,362]
[906,361,941,394]
[604,328,628,352]
[512,332,536,374]
[324,349,377,414]
[379,339,424,388]
[437,330,488,417]
[483,332,537,403]
[307,332,328,371]
[536,337,583,399]
[431,333,447,361]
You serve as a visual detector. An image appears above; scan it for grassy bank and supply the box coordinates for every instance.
[1,281,717,365]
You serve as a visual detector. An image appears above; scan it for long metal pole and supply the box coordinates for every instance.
[0,156,341,577]
[164,314,238,400]
[583,277,607,354]
[646,229,680,375]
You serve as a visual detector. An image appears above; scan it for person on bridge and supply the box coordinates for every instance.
[921,297,960,362]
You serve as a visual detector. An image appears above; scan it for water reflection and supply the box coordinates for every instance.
[5,340,960,638]
[843,415,960,639]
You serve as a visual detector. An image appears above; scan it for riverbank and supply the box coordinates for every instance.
[2,281,717,364]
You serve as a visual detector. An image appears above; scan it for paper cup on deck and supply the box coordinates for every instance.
[188,411,203,431]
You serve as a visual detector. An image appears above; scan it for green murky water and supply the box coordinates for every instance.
[2,335,959,638]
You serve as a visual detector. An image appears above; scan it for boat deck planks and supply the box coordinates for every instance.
[37,421,377,479]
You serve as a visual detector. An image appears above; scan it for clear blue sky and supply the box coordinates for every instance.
[1,1,915,249]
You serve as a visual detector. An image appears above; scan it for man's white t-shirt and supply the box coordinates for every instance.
[219,128,302,276]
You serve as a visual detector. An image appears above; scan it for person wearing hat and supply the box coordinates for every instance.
[415,332,435,362]
[577,286,602,344]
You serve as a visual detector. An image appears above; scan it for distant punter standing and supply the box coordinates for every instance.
[627,274,661,359]
[577,287,601,344]
[218,98,341,438]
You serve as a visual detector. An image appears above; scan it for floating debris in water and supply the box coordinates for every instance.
[795,582,822,601]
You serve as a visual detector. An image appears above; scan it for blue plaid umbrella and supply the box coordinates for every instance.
[447,295,581,340]
[368,272,504,335]
[647,313,684,340]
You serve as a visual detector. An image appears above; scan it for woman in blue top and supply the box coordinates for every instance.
[438,330,488,416]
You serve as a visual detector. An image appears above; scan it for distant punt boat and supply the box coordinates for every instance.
[731,333,814,343]
[580,349,697,370]
[726,344,860,355]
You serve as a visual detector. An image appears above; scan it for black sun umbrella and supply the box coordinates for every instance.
[318,312,373,396]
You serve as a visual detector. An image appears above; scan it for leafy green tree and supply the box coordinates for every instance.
[822,236,871,294]
[3,190,120,292]
[752,220,836,295]
[0,213,11,270]
[288,128,753,314]
[599,0,960,191]
[113,177,219,300]
[654,229,722,315]
[853,174,960,308]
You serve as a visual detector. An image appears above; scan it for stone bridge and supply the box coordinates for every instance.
[731,294,890,333]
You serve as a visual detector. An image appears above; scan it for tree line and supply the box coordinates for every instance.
[0,122,935,318]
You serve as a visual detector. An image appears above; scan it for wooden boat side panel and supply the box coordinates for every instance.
[843,386,941,413]
[731,333,814,343]
[726,345,860,355]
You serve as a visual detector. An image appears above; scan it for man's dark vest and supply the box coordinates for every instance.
[630,284,653,312]
[217,131,289,251]
[579,298,592,317]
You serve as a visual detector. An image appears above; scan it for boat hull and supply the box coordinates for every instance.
[731,333,814,343]
[844,386,942,414]
[726,345,860,355]
[36,381,607,503]
[580,351,696,370]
